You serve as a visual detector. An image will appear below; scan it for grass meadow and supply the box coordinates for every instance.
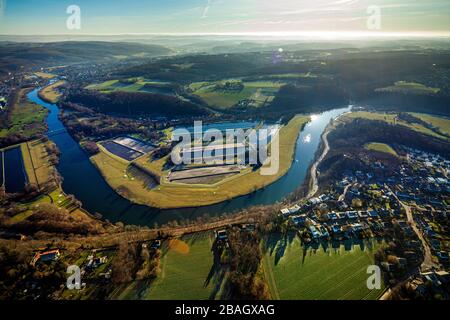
[364,142,398,156]
[262,234,385,300]
[113,233,228,300]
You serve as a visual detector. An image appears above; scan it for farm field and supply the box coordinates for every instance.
[86,78,176,95]
[34,71,56,79]
[262,234,385,300]
[113,233,227,300]
[364,142,398,156]
[38,80,66,103]
[248,72,317,80]
[91,115,309,208]
[20,139,54,188]
[189,80,284,109]
[376,81,440,95]
[344,111,449,141]
[410,113,450,136]
[0,89,48,140]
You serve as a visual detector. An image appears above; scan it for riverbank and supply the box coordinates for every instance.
[305,111,351,199]
[38,80,65,104]
[306,128,330,199]
[90,115,310,209]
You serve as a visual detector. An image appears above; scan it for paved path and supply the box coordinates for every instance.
[402,202,438,271]
[388,186,439,271]
[306,112,349,199]
[338,183,353,202]
[306,129,330,199]
[378,188,440,300]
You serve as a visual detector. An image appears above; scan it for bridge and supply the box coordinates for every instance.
[47,128,67,137]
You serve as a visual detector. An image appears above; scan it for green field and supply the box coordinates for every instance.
[0,90,48,139]
[345,111,449,141]
[86,78,175,95]
[376,81,440,95]
[364,142,398,156]
[189,80,284,109]
[114,233,227,300]
[34,71,56,79]
[410,113,450,136]
[262,234,385,300]
[250,72,317,80]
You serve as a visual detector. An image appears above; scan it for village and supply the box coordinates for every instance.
[276,146,449,298]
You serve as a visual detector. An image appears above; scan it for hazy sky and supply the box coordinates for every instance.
[0,0,449,36]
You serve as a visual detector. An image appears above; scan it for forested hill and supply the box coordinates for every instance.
[118,49,450,117]
[66,89,212,118]
[0,41,171,76]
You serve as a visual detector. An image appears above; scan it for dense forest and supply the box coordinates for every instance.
[261,83,349,117]
[118,52,269,83]
[66,89,212,118]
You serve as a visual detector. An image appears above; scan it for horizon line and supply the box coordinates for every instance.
[1,31,450,39]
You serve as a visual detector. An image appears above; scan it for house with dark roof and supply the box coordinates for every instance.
[290,215,306,227]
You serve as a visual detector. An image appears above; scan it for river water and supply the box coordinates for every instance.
[27,88,350,226]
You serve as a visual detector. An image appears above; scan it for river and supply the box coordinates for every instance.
[27,87,350,226]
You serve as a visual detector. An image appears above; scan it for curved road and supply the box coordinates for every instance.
[306,129,330,199]
[380,187,440,300]
[306,112,349,199]
[386,186,438,271]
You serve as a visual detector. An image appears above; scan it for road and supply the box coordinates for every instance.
[306,112,349,199]
[306,128,330,199]
[388,186,438,271]
[338,183,353,202]
[402,202,438,271]
[379,188,439,300]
